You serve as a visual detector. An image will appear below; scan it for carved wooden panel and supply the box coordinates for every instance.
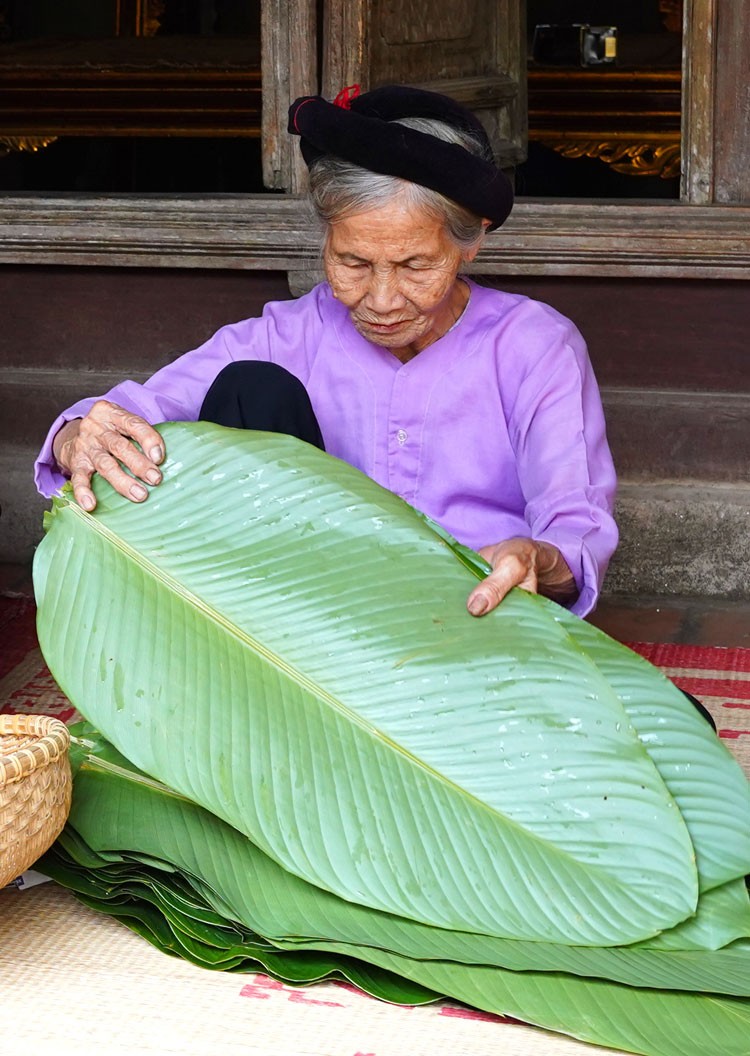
[322,0,526,168]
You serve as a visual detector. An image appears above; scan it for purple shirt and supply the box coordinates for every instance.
[36,280,617,616]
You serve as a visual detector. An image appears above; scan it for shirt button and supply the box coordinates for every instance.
[397,429,408,445]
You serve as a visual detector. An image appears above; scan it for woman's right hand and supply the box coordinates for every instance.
[52,400,165,512]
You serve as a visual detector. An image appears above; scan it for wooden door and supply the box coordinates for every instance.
[322,0,526,169]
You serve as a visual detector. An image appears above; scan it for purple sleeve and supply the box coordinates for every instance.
[34,289,324,497]
[507,313,618,617]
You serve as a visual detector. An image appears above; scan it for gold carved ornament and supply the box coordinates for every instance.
[143,0,166,37]
[0,136,58,157]
[547,140,681,180]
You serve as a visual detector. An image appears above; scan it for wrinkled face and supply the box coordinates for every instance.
[323,197,480,361]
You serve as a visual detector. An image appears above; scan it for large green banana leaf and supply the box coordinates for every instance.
[33,421,750,946]
[549,607,750,890]
[60,734,750,991]
[325,946,750,1056]
[43,734,750,1056]
[439,525,750,894]
[41,843,440,1003]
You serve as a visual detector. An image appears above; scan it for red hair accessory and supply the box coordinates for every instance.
[333,84,361,109]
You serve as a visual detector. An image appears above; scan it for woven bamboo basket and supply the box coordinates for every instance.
[0,715,72,888]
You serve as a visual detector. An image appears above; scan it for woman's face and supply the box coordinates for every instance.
[323,196,481,362]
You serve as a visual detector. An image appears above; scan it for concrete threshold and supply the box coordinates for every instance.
[608,480,750,599]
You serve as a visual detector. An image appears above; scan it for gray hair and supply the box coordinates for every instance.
[307,116,490,252]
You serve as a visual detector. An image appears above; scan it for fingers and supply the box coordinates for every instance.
[84,401,164,470]
[101,405,164,466]
[52,419,83,474]
[69,458,99,512]
[92,423,162,485]
[467,541,538,616]
[63,400,164,511]
[466,538,578,616]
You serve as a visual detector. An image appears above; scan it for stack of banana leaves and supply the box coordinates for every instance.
[34,422,750,1056]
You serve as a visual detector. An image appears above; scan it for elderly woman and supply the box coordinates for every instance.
[35,85,617,619]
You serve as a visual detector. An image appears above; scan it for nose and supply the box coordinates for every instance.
[363,270,406,314]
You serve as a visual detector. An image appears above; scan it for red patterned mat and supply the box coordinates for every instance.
[0,595,83,725]
[633,641,750,751]
[1,596,748,775]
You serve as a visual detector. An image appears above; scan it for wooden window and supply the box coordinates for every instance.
[0,1,264,193]
[0,0,747,280]
[522,2,682,199]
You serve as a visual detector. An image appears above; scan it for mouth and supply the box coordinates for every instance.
[360,318,410,333]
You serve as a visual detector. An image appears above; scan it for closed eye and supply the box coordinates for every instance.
[399,258,437,271]
[335,255,370,269]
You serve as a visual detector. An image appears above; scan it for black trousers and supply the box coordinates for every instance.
[200,361,325,450]
[198,363,716,731]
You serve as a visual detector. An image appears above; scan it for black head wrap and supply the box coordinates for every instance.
[288,84,514,231]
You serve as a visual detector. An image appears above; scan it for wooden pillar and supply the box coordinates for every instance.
[261,0,318,192]
[682,0,750,205]
[713,1,750,203]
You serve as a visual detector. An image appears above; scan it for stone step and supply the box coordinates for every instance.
[606,480,750,599]
[3,443,749,603]
[0,443,50,564]
[602,388,750,482]
[3,375,749,600]
[3,372,750,483]
[0,368,151,449]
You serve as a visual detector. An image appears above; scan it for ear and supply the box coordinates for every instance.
[461,219,492,264]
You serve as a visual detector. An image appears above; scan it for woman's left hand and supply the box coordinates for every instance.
[466,537,577,617]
